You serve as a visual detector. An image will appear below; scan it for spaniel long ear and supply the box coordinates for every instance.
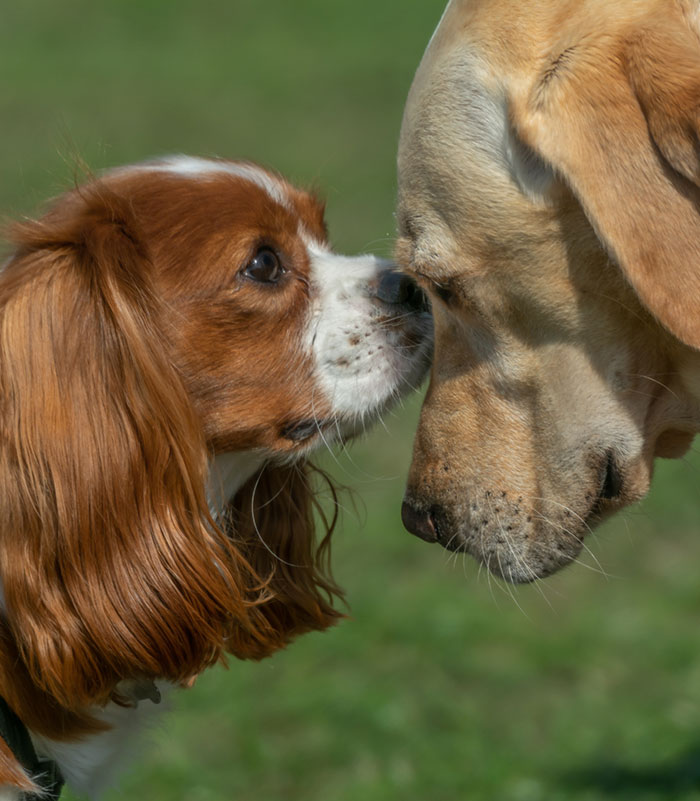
[509,15,700,349]
[0,186,269,715]
[0,741,37,798]
[222,461,344,659]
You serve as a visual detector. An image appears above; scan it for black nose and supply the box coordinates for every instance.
[377,272,430,313]
[401,500,438,543]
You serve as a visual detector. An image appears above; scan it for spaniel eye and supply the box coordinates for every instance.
[244,248,284,284]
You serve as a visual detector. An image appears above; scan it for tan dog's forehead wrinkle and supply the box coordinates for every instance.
[399,47,586,283]
[400,54,516,239]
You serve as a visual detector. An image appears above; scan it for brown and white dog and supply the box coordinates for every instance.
[397,0,700,582]
[0,156,432,798]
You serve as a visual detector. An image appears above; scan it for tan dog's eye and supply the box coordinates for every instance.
[432,282,453,305]
[413,269,453,305]
[244,248,284,284]
[421,275,453,306]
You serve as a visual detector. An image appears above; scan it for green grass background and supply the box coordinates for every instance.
[3,2,700,799]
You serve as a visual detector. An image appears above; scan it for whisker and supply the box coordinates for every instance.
[530,511,615,580]
[624,373,680,401]
[486,494,532,618]
[527,495,595,537]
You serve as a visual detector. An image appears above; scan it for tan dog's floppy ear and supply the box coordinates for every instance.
[630,22,700,189]
[0,186,273,719]
[510,15,700,349]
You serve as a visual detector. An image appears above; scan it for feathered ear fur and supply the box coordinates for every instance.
[0,738,37,797]
[223,462,344,658]
[0,186,289,730]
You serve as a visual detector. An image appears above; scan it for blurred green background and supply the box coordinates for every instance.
[4,2,700,800]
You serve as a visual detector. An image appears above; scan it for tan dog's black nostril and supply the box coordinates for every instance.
[281,419,323,442]
[401,501,438,543]
[600,451,623,500]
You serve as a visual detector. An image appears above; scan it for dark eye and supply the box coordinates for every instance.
[434,283,453,305]
[244,248,284,284]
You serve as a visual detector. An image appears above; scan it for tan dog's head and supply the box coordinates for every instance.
[397,0,700,581]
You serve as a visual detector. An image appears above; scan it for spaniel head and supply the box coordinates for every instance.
[0,157,432,740]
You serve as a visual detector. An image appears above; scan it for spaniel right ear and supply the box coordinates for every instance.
[509,11,700,349]
[0,186,275,721]
[0,740,37,798]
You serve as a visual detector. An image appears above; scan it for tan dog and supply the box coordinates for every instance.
[396,0,700,582]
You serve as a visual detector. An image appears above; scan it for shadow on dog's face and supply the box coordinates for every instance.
[396,0,700,582]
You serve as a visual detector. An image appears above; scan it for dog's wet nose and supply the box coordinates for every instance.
[377,272,430,313]
[401,500,438,543]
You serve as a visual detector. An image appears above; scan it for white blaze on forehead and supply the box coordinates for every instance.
[113,156,292,209]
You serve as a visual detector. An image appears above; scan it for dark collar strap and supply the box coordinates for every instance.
[0,697,64,800]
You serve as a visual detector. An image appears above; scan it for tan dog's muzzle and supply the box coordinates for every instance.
[398,345,649,582]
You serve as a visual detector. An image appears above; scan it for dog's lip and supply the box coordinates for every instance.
[281,419,328,442]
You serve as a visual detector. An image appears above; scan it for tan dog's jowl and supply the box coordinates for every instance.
[397,0,700,582]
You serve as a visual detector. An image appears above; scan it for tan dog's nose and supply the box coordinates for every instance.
[401,500,438,543]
